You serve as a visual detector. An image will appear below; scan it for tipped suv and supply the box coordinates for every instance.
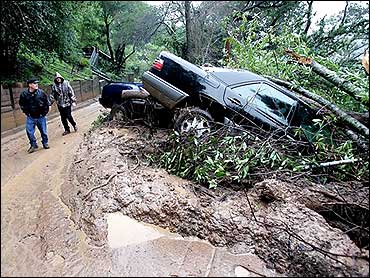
[142,51,317,138]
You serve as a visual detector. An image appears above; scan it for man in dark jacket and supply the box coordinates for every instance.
[19,78,50,153]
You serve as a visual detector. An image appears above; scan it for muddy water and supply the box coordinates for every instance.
[106,212,181,248]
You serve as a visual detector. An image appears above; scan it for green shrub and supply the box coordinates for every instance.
[150,124,367,189]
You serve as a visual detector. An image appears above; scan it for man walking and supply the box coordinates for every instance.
[50,72,78,136]
[19,78,50,153]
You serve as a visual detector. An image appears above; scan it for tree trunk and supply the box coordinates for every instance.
[265,76,369,140]
[184,1,193,62]
[304,1,314,35]
[345,129,369,152]
[285,49,365,103]
[103,16,115,64]
[347,111,369,126]
[362,50,369,75]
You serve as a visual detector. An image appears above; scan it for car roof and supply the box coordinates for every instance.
[159,51,268,86]
[202,67,267,86]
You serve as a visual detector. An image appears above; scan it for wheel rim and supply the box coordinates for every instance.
[113,108,126,122]
[180,115,211,137]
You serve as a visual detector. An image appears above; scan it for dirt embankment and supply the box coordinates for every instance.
[62,121,369,277]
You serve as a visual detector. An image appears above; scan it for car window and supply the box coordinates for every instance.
[232,83,297,123]
[231,82,262,105]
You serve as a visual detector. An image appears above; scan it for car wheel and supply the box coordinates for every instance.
[110,88,150,122]
[110,103,130,122]
[174,107,214,138]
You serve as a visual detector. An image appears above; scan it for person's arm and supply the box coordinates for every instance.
[49,85,56,105]
[19,92,29,115]
[67,81,77,103]
[40,90,50,115]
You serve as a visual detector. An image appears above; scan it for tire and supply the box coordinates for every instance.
[174,107,214,138]
[110,89,150,123]
[110,103,130,122]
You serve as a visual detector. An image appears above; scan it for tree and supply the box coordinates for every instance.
[74,1,106,50]
[98,1,161,74]
[181,1,307,65]
[307,2,369,67]
[0,1,78,79]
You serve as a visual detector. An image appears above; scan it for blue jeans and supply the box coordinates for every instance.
[26,116,48,147]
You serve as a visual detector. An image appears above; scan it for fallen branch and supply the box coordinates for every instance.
[74,159,84,164]
[347,111,369,126]
[245,189,258,222]
[302,158,361,170]
[285,49,366,103]
[309,188,345,202]
[265,76,369,139]
[83,173,117,200]
[344,129,369,151]
[323,202,369,211]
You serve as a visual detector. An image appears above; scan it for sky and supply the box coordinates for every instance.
[144,1,368,33]
[144,1,366,20]
[312,1,347,23]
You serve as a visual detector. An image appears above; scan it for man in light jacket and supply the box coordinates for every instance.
[50,72,78,136]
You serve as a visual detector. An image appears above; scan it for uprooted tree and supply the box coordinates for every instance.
[223,13,368,155]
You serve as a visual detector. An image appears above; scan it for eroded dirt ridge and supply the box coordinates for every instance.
[62,122,369,277]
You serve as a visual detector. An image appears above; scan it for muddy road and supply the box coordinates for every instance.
[1,100,369,277]
[1,101,273,277]
[1,100,103,276]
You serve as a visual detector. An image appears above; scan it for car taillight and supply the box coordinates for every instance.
[152,58,164,71]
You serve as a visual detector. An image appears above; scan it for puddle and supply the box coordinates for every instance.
[106,212,181,248]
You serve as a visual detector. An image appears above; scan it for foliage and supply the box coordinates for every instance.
[125,43,169,81]
[1,0,368,106]
[307,2,369,67]
[15,44,92,85]
[73,1,106,50]
[95,1,160,74]
[223,15,369,112]
[1,1,81,79]
[152,123,368,189]
[90,111,110,131]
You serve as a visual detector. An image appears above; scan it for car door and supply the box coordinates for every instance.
[224,82,262,125]
[225,82,297,131]
[253,82,297,127]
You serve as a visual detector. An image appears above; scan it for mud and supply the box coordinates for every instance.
[62,120,369,277]
[2,102,368,276]
[2,104,280,277]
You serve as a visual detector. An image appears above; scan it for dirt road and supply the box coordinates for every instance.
[0,100,280,277]
[1,100,105,276]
